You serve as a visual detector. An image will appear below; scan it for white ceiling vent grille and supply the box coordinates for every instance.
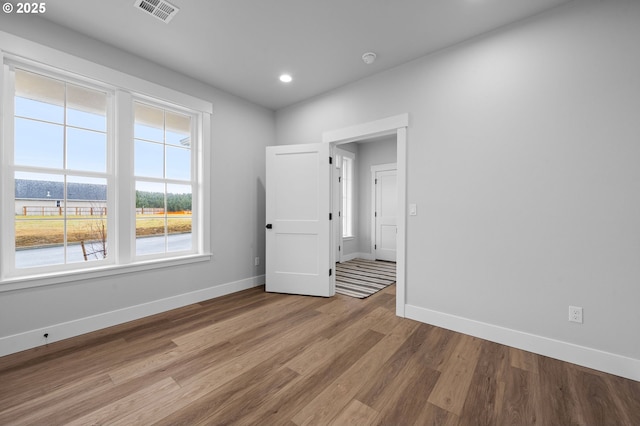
[134,0,179,23]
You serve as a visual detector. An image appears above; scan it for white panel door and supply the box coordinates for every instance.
[375,169,397,261]
[265,143,333,297]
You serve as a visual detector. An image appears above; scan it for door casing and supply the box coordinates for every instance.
[323,114,408,317]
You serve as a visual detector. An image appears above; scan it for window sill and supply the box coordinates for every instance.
[343,236,356,241]
[0,253,212,293]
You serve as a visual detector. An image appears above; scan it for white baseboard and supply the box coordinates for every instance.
[0,275,265,358]
[405,304,640,382]
[341,252,375,262]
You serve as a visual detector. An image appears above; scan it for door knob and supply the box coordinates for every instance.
[265,224,273,229]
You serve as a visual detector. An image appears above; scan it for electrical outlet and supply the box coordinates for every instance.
[254,257,260,266]
[569,306,583,323]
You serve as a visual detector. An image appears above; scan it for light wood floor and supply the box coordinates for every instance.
[1,285,639,425]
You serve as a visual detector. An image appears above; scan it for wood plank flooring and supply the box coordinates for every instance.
[1,285,639,425]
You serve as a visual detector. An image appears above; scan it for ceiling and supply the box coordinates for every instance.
[35,0,574,110]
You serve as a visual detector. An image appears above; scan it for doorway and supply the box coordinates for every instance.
[333,143,397,299]
[324,114,408,317]
[264,114,407,315]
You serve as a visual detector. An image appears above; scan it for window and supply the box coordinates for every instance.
[1,56,209,285]
[134,102,194,256]
[12,69,111,269]
[342,152,355,238]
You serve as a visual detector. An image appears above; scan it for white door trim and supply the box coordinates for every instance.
[323,113,408,317]
[371,163,397,261]
[333,148,348,263]
[322,114,409,144]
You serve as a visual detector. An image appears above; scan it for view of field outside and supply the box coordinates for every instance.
[14,215,193,268]
[15,212,192,248]
[13,69,193,268]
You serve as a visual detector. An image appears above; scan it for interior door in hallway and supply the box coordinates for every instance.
[374,168,397,262]
[265,143,333,297]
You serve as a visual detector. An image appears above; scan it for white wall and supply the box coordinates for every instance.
[277,0,640,379]
[0,16,272,352]
[356,138,397,255]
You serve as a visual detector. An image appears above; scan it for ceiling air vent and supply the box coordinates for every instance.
[134,0,179,23]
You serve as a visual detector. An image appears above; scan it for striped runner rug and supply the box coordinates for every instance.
[336,258,396,298]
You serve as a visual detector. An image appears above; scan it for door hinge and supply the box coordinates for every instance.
[375,244,377,250]
[338,211,341,217]
[375,178,378,184]
[329,213,332,220]
[329,156,333,165]
[339,245,341,251]
[338,176,341,183]
[329,268,333,276]
[375,212,377,217]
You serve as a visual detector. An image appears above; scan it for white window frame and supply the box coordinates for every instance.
[341,150,355,239]
[132,97,200,261]
[4,63,117,276]
[0,34,212,292]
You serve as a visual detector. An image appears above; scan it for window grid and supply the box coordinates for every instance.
[133,101,195,258]
[342,155,354,238]
[2,61,203,281]
[12,67,111,269]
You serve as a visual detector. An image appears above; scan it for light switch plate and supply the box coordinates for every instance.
[409,204,417,216]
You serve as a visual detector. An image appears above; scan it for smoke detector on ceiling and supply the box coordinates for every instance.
[362,52,377,65]
[134,0,179,23]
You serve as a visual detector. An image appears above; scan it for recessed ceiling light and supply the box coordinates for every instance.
[279,74,293,83]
